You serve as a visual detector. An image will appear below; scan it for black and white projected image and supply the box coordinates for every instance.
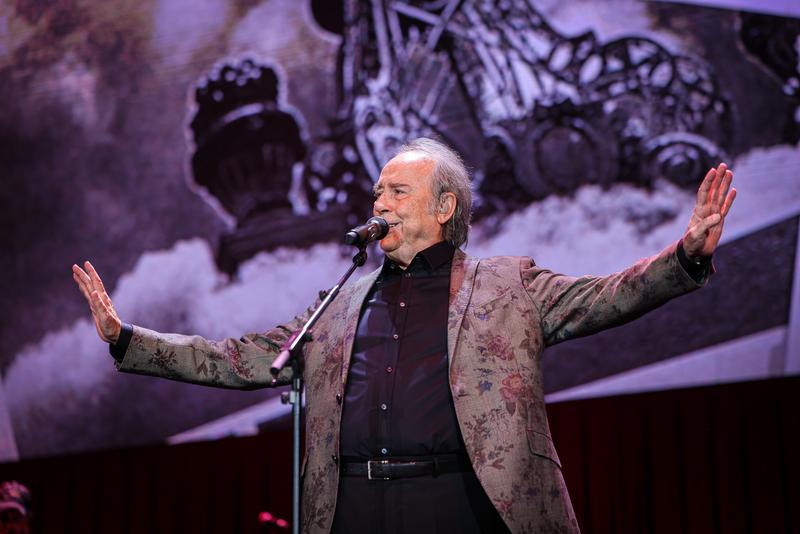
[1,0,798,460]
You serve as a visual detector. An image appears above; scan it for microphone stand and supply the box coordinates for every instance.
[270,245,369,534]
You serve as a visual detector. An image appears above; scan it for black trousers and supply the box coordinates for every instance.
[331,469,510,534]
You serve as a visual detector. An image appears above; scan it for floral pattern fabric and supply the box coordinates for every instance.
[118,241,706,533]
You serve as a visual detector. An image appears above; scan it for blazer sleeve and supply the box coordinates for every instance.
[520,240,711,347]
[114,299,319,389]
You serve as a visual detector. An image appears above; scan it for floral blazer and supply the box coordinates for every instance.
[117,241,706,533]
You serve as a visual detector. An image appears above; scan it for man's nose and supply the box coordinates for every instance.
[374,195,389,215]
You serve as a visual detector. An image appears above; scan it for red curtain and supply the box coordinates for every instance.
[550,376,799,533]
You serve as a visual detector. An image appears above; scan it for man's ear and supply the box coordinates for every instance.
[436,192,457,224]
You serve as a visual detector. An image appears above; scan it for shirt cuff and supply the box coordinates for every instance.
[676,239,712,284]
[109,323,133,363]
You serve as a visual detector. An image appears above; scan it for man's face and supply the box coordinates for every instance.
[373,151,443,267]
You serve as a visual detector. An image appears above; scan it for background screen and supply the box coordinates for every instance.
[1,0,798,461]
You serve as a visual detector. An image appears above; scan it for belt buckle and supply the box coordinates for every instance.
[367,459,390,480]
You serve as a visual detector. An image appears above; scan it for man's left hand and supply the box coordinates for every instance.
[683,163,737,260]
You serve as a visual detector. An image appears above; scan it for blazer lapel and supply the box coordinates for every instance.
[447,249,479,370]
[340,265,382,386]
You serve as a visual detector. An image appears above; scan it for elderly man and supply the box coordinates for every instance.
[73,137,735,533]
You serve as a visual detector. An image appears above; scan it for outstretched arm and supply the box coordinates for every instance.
[71,260,312,388]
[524,163,737,346]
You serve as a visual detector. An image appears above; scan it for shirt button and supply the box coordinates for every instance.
[386,366,393,373]
[380,403,388,411]
[380,448,388,455]
[331,454,338,464]
[399,301,406,308]
[335,393,342,405]
[392,333,399,340]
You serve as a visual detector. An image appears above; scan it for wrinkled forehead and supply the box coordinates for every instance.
[376,151,435,188]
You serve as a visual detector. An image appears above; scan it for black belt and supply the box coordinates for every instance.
[340,454,472,480]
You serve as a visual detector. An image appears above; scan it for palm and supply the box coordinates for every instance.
[683,163,736,259]
[72,261,122,343]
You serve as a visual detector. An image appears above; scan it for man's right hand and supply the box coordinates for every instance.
[72,261,122,344]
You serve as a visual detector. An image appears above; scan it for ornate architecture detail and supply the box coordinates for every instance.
[188,1,739,272]
[189,58,345,274]
[333,0,731,216]
[190,59,305,221]
[738,13,800,142]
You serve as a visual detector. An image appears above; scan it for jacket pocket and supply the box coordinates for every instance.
[526,428,562,468]
[470,289,513,321]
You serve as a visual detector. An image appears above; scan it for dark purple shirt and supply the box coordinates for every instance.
[339,240,461,459]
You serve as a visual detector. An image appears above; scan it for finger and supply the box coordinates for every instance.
[699,213,722,233]
[72,264,92,288]
[91,292,116,341]
[707,212,721,226]
[88,289,109,319]
[696,167,715,205]
[73,272,92,301]
[75,262,96,296]
[721,187,737,217]
[74,268,102,310]
[76,263,113,312]
[688,213,721,240]
[72,268,94,302]
[98,289,116,313]
[715,169,733,209]
[84,261,108,294]
[93,290,114,318]
[709,163,728,207]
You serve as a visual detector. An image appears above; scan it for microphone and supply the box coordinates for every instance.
[344,216,389,246]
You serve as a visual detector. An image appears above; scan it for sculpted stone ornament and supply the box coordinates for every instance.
[188,58,346,274]
[335,0,730,214]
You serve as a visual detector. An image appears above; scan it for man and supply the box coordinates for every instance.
[73,138,735,533]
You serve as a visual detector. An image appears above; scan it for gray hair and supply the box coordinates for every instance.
[395,137,472,248]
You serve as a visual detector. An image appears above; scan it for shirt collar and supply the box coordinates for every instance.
[383,241,456,272]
